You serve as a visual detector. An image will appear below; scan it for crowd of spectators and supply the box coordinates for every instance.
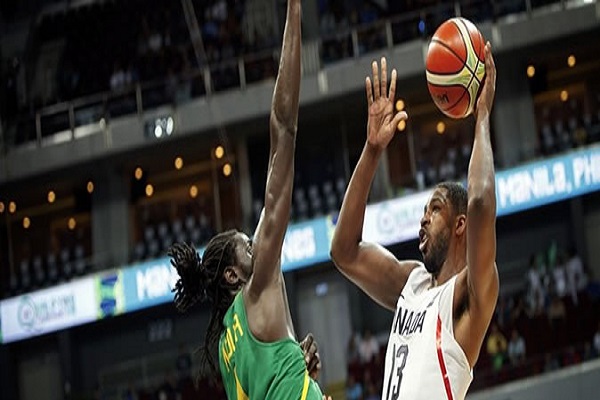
[343,245,600,398]
[88,242,599,399]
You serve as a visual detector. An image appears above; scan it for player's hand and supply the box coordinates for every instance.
[300,333,321,380]
[474,42,496,120]
[322,396,333,400]
[365,57,408,150]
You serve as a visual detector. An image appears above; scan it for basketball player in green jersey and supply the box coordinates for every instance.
[167,0,329,398]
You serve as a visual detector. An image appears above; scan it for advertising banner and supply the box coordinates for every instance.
[0,278,97,343]
[95,270,126,319]
[122,258,178,313]
[362,190,433,246]
[1,145,598,343]
[496,145,600,216]
[280,219,332,272]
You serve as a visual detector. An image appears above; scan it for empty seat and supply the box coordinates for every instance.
[47,253,59,282]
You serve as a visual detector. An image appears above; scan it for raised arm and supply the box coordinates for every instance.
[330,58,417,311]
[249,0,301,294]
[466,42,499,324]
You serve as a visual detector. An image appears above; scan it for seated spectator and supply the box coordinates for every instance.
[547,294,567,327]
[510,296,528,331]
[347,331,361,365]
[364,381,379,400]
[507,328,526,366]
[566,247,588,305]
[543,352,560,372]
[547,294,567,347]
[122,382,138,400]
[494,295,512,330]
[583,342,594,362]
[346,374,363,400]
[552,255,568,299]
[526,254,545,315]
[359,329,380,364]
[562,346,581,367]
[486,322,507,372]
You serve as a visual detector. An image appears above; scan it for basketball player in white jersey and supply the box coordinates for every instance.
[331,42,497,400]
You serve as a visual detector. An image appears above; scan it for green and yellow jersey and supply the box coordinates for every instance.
[218,292,324,400]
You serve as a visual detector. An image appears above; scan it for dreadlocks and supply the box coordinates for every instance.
[167,229,239,375]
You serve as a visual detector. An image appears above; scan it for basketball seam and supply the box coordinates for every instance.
[473,28,484,86]
[428,38,465,75]
[428,33,471,112]
[468,30,483,114]
[453,18,478,78]
[428,18,481,117]
[455,18,481,114]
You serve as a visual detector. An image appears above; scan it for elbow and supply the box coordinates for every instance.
[330,242,348,271]
[329,244,344,269]
[330,250,351,274]
[270,112,297,138]
[330,237,357,272]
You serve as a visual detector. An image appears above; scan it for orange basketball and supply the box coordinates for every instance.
[426,17,486,119]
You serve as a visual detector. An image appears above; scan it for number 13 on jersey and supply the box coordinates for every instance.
[385,344,409,400]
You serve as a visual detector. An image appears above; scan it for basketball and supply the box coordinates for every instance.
[426,17,486,119]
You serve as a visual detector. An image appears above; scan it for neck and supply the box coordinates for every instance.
[433,242,466,286]
[228,286,243,299]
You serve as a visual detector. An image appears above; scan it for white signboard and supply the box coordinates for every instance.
[0,278,97,343]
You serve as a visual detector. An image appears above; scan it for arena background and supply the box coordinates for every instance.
[0,0,600,399]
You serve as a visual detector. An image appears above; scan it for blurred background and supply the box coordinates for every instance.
[0,0,600,399]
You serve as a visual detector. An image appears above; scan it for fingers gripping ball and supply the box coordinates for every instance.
[426,17,486,119]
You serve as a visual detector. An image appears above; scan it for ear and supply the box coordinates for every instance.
[455,214,466,236]
[223,266,239,285]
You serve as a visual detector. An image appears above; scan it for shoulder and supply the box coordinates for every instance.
[402,262,429,294]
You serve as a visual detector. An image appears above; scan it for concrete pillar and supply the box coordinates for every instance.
[236,137,254,232]
[91,167,130,270]
[492,54,538,168]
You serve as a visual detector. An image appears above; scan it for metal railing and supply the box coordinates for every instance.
[2,0,575,151]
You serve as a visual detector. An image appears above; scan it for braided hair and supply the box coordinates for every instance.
[168,229,239,375]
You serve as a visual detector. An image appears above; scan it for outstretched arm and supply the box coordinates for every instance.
[330,58,417,311]
[466,42,499,329]
[249,0,301,294]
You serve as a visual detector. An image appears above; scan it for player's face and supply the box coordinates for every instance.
[419,188,452,276]
[233,232,254,279]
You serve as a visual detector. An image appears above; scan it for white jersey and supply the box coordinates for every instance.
[382,264,472,400]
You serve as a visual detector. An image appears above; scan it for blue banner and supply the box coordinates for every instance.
[2,145,599,342]
[280,219,333,272]
[120,218,333,313]
[122,258,178,313]
[495,145,600,216]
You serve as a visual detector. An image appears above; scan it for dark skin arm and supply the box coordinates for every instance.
[453,42,499,367]
[330,57,418,311]
[243,0,301,342]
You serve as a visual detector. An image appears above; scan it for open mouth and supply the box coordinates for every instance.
[418,229,428,252]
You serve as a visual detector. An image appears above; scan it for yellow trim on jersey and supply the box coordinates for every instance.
[300,370,310,400]
[234,367,249,400]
